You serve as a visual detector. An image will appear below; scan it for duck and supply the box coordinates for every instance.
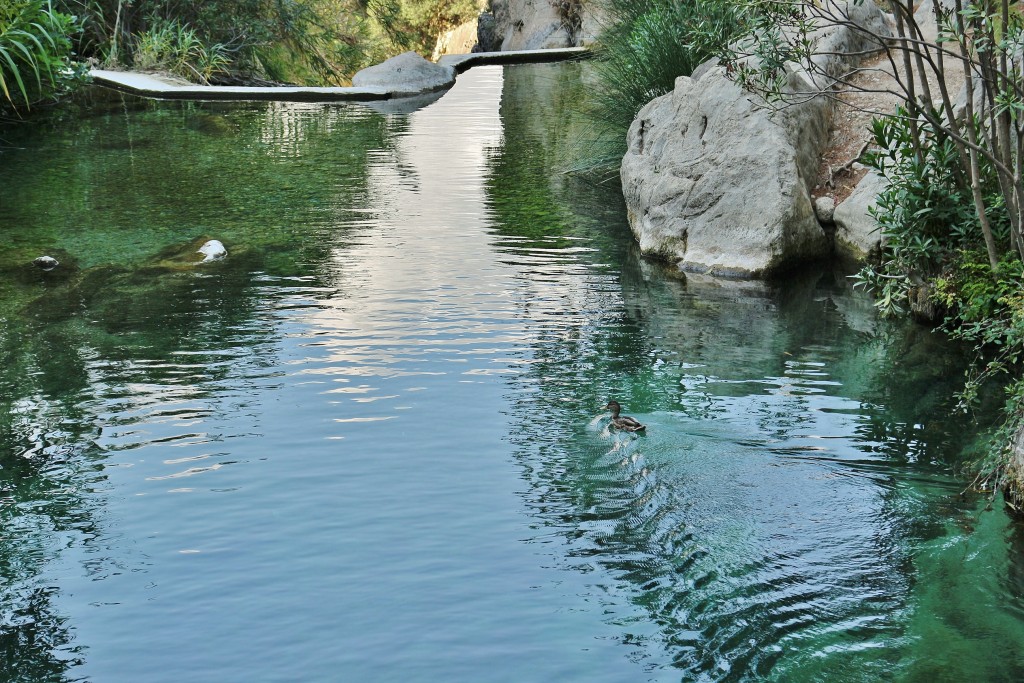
[604,400,646,432]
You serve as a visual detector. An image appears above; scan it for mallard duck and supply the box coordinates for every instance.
[604,400,646,432]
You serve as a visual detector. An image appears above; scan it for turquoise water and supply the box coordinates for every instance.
[1,63,1023,682]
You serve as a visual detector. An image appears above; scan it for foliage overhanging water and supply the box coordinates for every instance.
[1,63,1023,682]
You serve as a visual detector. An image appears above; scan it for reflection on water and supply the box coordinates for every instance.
[1,63,1023,682]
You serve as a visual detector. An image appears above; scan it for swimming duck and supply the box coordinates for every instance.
[604,400,646,432]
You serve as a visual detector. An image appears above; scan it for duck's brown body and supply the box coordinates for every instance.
[605,401,646,432]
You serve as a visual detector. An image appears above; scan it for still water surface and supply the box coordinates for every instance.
[1,63,1024,682]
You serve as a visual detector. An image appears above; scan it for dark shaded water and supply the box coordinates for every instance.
[1,63,1023,682]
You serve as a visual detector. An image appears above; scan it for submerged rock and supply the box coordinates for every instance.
[7,250,77,285]
[198,239,227,262]
[33,255,60,271]
[351,52,455,96]
[146,237,231,271]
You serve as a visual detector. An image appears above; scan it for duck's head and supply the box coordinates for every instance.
[604,400,621,414]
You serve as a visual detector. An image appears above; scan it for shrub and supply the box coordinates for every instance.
[56,0,480,85]
[853,111,988,316]
[132,18,229,83]
[569,0,748,177]
[0,1,79,114]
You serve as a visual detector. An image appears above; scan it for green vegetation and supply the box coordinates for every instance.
[569,0,747,177]
[61,1,425,84]
[130,17,230,83]
[2,0,483,115]
[371,0,480,54]
[722,0,1024,498]
[0,1,80,116]
[41,1,481,87]
[858,111,1024,476]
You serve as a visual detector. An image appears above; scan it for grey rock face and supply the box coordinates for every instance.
[432,18,480,60]
[621,69,828,277]
[833,171,888,262]
[1006,422,1024,518]
[491,0,571,51]
[619,0,892,277]
[814,196,837,224]
[476,12,497,52]
[352,51,456,95]
[578,3,608,46]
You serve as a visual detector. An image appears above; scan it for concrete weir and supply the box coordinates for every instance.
[89,47,589,103]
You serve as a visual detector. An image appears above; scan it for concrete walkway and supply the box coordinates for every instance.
[90,48,589,103]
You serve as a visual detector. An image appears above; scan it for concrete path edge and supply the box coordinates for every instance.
[89,47,590,103]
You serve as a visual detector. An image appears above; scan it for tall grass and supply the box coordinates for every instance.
[569,0,748,178]
[133,18,229,83]
[0,1,78,113]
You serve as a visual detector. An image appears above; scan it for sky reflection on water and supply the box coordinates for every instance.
[1,64,1023,682]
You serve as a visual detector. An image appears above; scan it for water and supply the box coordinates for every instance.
[2,63,1023,682]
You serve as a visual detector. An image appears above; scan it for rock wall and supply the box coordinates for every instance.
[432,18,481,60]
[620,1,892,277]
[833,170,887,263]
[490,0,604,51]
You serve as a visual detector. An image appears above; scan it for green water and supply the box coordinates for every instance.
[1,63,1023,682]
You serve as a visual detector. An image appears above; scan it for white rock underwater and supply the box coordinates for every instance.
[33,255,60,271]
[197,239,227,262]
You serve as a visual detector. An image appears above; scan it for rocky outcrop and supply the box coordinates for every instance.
[621,67,828,277]
[490,0,604,51]
[813,196,836,224]
[492,0,571,51]
[432,18,481,60]
[833,170,887,262]
[620,1,892,277]
[352,51,455,95]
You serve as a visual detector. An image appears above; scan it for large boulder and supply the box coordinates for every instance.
[620,0,891,277]
[621,67,828,277]
[351,51,455,95]
[833,170,887,262]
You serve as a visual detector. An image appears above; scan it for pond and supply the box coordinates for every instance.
[1,63,1023,682]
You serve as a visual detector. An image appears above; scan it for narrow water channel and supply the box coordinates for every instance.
[1,63,1023,682]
